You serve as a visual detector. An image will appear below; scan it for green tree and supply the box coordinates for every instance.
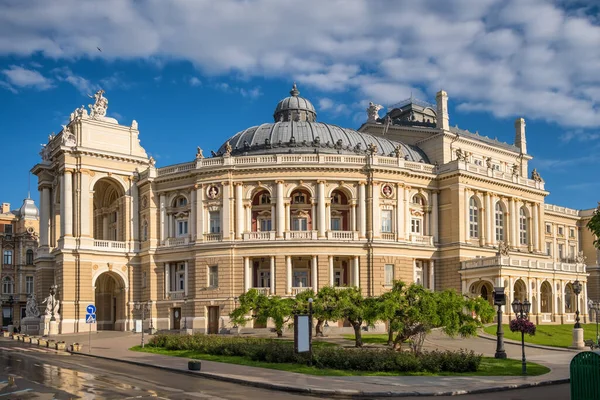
[229,289,294,337]
[229,288,269,327]
[337,287,372,347]
[587,203,600,249]
[295,287,342,336]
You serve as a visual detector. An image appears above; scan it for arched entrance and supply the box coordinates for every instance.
[540,281,552,313]
[513,279,527,302]
[94,272,126,331]
[469,281,494,306]
[92,178,126,241]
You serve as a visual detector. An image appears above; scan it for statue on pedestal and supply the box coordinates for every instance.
[41,285,60,320]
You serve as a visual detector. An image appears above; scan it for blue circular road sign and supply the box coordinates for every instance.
[87,304,96,314]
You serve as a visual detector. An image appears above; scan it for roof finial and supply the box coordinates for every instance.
[290,82,300,97]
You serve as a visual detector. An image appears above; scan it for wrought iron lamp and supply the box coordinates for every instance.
[573,280,582,328]
[511,299,531,375]
[493,287,507,359]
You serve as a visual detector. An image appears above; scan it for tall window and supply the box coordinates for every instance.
[2,277,13,294]
[292,217,307,231]
[26,249,34,265]
[411,218,421,234]
[569,245,576,260]
[4,224,12,234]
[209,266,219,288]
[495,203,504,242]
[259,218,272,232]
[177,197,188,207]
[384,264,394,286]
[381,210,392,233]
[177,264,185,291]
[558,226,564,236]
[260,193,271,204]
[519,207,528,245]
[558,243,564,260]
[414,261,424,286]
[569,228,575,238]
[469,197,479,238]
[3,250,12,265]
[209,211,221,233]
[142,220,148,241]
[26,276,34,295]
[177,220,188,237]
[331,218,342,231]
[546,242,552,256]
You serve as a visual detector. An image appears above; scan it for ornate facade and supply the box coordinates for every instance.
[0,200,39,329]
[32,86,599,334]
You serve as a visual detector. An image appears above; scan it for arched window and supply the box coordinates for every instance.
[2,277,13,294]
[519,207,528,245]
[259,193,271,204]
[412,195,423,205]
[176,196,188,207]
[495,203,504,242]
[469,197,479,238]
[26,249,34,265]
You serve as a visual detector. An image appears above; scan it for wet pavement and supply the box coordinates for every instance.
[0,341,322,399]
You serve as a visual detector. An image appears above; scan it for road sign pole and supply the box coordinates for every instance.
[89,320,91,353]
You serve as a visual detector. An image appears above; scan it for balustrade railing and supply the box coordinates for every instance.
[284,231,317,240]
[461,255,586,273]
[380,232,395,241]
[163,237,190,247]
[204,233,222,242]
[291,287,311,296]
[253,287,271,296]
[92,240,127,251]
[409,234,434,246]
[243,231,275,241]
[326,231,358,240]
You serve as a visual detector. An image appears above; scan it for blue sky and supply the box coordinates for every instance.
[0,0,599,212]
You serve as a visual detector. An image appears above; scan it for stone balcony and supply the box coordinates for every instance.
[91,240,128,253]
[252,287,271,296]
[166,291,185,300]
[461,255,586,273]
[163,237,190,247]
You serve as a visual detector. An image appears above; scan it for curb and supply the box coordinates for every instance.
[477,332,578,353]
[72,350,570,397]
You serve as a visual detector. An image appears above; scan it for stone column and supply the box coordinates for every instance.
[532,203,539,252]
[269,256,275,294]
[311,256,318,292]
[372,182,380,238]
[160,194,166,243]
[130,179,139,242]
[285,203,290,232]
[552,279,558,316]
[484,192,492,246]
[62,170,73,237]
[164,263,170,298]
[317,180,326,237]
[431,190,438,243]
[190,188,196,240]
[276,181,284,238]
[464,188,470,241]
[286,256,292,294]
[538,204,545,252]
[328,256,334,286]
[184,261,189,296]
[508,197,516,247]
[235,183,243,239]
[508,276,514,318]
[404,186,411,238]
[40,186,50,246]
[80,173,91,237]
[353,256,360,287]
[244,257,251,292]
[270,204,276,233]
[222,183,231,239]
[429,260,435,291]
[245,205,252,232]
[350,202,356,232]
[196,186,204,240]
[102,214,109,240]
[358,182,366,238]
[396,184,404,240]
[560,280,565,315]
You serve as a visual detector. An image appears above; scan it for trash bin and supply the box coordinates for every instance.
[570,351,600,400]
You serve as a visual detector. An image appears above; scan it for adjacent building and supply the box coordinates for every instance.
[0,199,39,328]
[31,86,598,334]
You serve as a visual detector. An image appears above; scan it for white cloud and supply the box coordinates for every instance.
[318,97,349,116]
[1,0,600,128]
[559,130,600,143]
[52,67,99,94]
[1,65,53,90]
[213,81,262,99]
[189,76,201,86]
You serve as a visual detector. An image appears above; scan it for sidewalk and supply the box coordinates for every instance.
[24,330,576,397]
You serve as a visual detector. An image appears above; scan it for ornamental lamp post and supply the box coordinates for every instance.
[573,280,582,328]
[493,287,507,359]
[134,302,150,348]
[511,299,531,375]
[594,302,600,346]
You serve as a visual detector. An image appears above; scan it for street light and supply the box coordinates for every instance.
[134,302,151,348]
[511,299,531,375]
[493,287,507,359]
[573,280,582,329]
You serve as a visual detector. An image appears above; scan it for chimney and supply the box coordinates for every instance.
[1,203,10,214]
[435,90,449,131]
[514,118,527,154]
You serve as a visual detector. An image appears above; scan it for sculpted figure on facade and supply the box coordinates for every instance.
[224,141,232,156]
[196,146,204,159]
[531,168,543,182]
[576,251,586,264]
[367,102,383,123]
[148,156,156,167]
[131,120,138,130]
[25,294,40,318]
[367,143,378,155]
[485,157,492,169]
[88,89,108,120]
[455,148,467,162]
[511,163,520,177]
[61,125,77,147]
[497,240,510,256]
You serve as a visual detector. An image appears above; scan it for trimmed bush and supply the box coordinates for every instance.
[147,334,481,373]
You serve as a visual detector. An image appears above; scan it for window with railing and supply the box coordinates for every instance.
[177,220,188,237]
[209,211,221,233]
[411,218,421,234]
[259,218,272,232]
[381,210,392,233]
[292,218,308,231]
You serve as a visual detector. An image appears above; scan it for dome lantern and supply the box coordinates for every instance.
[273,83,317,123]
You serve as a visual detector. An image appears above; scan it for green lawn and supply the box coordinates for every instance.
[484,323,600,348]
[131,346,550,376]
[341,334,391,345]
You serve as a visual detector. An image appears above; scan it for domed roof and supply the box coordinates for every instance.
[214,84,429,163]
[273,84,317,122]
[216,121,429,162]
[18,198,39,220]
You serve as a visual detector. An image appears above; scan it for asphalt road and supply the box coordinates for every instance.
[0,341,572,399]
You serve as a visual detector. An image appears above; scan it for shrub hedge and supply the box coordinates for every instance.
[148,334,481,373]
